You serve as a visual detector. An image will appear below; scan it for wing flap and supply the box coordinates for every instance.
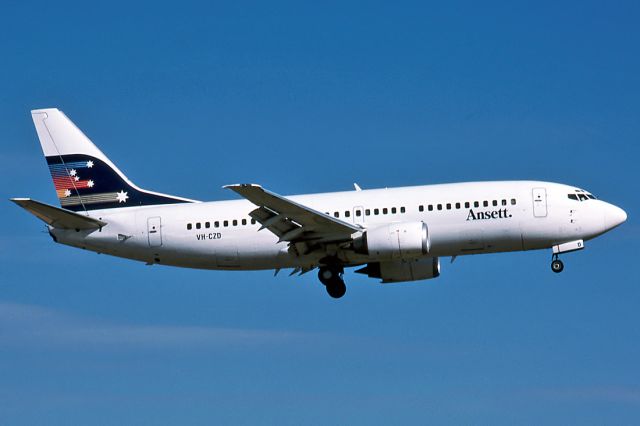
[11,198,107,230]
[249,206,300,239]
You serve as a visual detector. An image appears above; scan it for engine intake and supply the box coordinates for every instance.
[353,221,430,261]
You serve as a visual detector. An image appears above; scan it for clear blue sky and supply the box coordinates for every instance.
[1,1,638,424]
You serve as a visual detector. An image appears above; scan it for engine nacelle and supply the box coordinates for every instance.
[356,257,441,283]
[353,221,430,261]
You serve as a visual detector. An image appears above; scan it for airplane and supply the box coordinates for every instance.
[12,108,627,298]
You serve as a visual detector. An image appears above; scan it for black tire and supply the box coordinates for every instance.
[551,259,564,273]
[326,278,347,299]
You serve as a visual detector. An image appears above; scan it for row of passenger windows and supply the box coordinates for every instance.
[419,198,517,212]
[187,218,256,230]
[327,206,407,218]
[186,198,517,230]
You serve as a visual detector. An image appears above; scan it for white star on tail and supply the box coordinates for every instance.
[64,189,71,197]
[87,180,94,188]
[116,190,129,203]
[86,160,94,168]
[69,169,77,176]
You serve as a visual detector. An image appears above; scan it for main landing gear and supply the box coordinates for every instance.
[318,266,346,299]
[551,254,564,273]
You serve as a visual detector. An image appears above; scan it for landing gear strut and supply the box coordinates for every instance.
[551,254,564,273]
[318,266,346,299]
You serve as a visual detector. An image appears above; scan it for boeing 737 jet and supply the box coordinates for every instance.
[12,109,627,298]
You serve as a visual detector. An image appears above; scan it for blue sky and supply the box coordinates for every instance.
[1,1,638,424]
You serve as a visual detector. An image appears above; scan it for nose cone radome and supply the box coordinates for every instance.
[604,203,627,231]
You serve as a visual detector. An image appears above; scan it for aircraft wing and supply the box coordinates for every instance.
[224,184,360,243]
[11,198,107,230]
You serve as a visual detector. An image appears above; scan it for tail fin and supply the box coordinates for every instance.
[31,108,196,212]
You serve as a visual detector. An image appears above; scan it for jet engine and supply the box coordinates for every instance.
[355,257,441,283]
[353,221,430,261]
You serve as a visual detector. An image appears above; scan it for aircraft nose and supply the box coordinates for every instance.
[604,203,627,231]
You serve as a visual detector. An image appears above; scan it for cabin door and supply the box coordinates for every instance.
[532,188,548,218]
[147,216,163,247]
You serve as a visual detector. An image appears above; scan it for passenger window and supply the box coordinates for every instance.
[400,207,405,213]
[214,221,219,228]
[391,207,397,214]
[474,201,479,208]
[205,222,210,229]
[446,203,451,210]
[465,202,470,208]
[455,202,461,209]
[251,218,256,225]
[437,204,442,211]
[334,212,339,218]
[383,208,388,214]
[502,199,507,206]
[374,208,379,215]
[492,200,498,207]
[196,223,201,229]
[419,205,424,212]
[242,219,247,225]
[511,199,516,205]
[365,209,371,216]
[233,220,238,226]
[345,211,351,218]
[356,210,361,217]
[428,205,433,211]
[483,201,489,207]
[223,220,228,227]
[187,223,192,230]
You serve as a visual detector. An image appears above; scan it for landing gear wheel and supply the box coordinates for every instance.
[318,267,336,286]
[326,278,346,299]
[318,266,346,298]
[551,259,564,273]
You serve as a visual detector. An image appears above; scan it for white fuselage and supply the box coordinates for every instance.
[50,180,623,271]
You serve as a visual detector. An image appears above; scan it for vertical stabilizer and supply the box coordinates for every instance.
[31,108,196,211]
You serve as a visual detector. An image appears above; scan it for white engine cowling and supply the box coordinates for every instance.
[353,221,430,261]
[355,257,441,283]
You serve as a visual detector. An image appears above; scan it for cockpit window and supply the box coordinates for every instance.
[569,189,597,201]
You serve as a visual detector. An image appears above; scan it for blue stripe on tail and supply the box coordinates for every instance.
[46,154,192,211]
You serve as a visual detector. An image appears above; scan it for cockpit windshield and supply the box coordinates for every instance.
[567,189,597,202]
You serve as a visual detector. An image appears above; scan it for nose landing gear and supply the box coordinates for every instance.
[551,254,564,273]
[318,266,346,299]
[549,239,584,273]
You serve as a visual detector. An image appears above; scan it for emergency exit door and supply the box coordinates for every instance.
[532,188,548,218]
[147,216,162,247]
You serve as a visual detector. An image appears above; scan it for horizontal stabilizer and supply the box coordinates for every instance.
[10,198,107,230]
